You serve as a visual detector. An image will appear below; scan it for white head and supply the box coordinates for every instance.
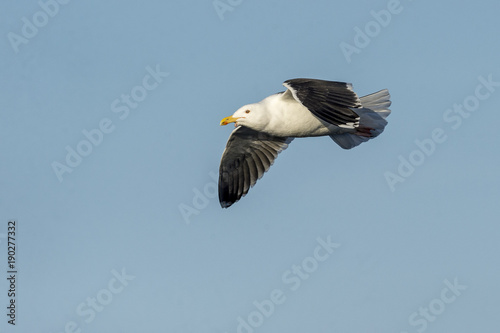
[220,104,268,131]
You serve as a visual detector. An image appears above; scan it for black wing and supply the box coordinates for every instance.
[283,78,362,128]
[219,126,293,208]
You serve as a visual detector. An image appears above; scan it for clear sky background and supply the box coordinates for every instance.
[1,0,499,332]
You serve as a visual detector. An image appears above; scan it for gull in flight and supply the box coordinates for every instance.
[218,78,391,208]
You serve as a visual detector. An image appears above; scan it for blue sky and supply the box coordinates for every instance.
[1,0,499,332]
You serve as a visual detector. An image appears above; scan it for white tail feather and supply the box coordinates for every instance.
[330,89,391,149]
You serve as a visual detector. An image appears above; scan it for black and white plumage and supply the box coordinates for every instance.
[219,78,391,208]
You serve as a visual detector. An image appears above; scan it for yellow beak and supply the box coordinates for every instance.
[220,115,240,126]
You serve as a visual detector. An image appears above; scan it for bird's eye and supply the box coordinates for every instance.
[245,110,250,114]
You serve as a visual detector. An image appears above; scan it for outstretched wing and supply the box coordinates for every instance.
[283,78,362,129]
[219,126,293,208]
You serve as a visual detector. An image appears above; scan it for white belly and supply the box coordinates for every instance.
[261,95,345,137]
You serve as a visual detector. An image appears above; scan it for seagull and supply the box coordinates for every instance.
[218,78,391,208]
